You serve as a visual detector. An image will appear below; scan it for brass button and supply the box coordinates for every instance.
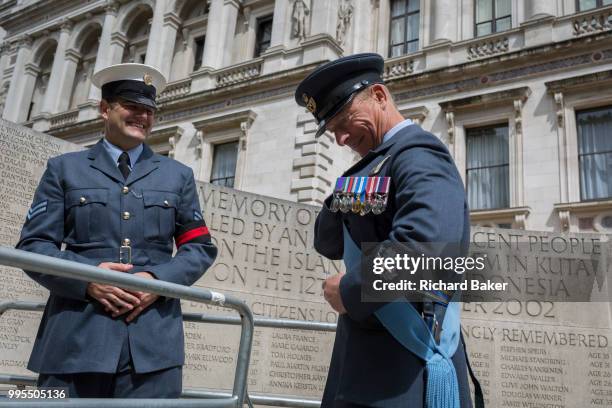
[163,200,169,207]
[122,238,131,246]
[122,186,129,194]
[79,197,86,204]
[122,211,130,220]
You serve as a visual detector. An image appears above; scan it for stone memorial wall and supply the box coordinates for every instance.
[0,119,81,373]
[462,229,612,408]
[183,184,338,395]
[0,120,611,407]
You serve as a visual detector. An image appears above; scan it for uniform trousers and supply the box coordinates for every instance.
[37,331,182,398]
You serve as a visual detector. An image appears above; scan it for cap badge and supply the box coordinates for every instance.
[143,74,153,86]
[302,93,317,114]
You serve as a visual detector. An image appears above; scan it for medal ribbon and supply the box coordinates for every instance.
[335,177,344,193]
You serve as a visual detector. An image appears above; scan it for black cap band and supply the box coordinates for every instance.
[101,80,157,109]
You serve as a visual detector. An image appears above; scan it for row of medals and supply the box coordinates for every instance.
[329,176,390,215]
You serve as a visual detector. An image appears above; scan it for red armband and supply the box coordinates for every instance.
[175,220,211,248]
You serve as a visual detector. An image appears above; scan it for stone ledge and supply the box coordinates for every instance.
[439,86,531,111]
[470,206,531,229]
[554,199,612,232]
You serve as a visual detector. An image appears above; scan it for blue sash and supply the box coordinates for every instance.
[342,226,460,408]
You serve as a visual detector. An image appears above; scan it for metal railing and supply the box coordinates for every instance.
[0,300,334,408]
[0,247,337,407]
[0,246,254,408]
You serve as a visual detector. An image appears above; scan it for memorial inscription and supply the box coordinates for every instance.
[0,119,81,375]
[463,228,612,407]
[181,184,338,395]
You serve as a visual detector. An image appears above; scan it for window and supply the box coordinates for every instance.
[475,0,511,37]
[193,36,205,71]
[254,15,273,57]
[389,0,420,57]
[576,106,612,201]
[210,141,239,187]
[466,124,510,210]
[577,0,612,11]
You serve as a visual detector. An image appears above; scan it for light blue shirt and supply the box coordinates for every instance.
[383,118,413,144]
[102,138,143,170]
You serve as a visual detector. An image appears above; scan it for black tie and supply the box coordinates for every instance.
[118,152,131,180]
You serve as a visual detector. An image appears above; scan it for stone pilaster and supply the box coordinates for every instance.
[89,0,119,101]
[40,20,73,115]
[201,0,240,70]
[145,2,181,78]
[430,0,457,44]
[525,1,554,21]
[3,36,33,122]
[55,49,82,112]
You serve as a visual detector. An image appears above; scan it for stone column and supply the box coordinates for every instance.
[109,33,127,65]
[525,1,554,20]
[309,0,336,38]
[0,42,9,117]
[430,0,457,44]
[19,64,40,123]
[145,0,166,67]
[88,0,119,101]
[262,0,296,75]
[56,49,81,112]
[145,1,180,78]
[0,42,9,82]
[3,36,33,122]
[40,20,72,114]
[270,0,293,48]
[301,0,341,65]
[201,0,239,70]
[351,0,372,53]
[145,12,180,79]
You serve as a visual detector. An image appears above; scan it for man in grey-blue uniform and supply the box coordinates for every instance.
[16,63,217,398]
[295,54,481,408]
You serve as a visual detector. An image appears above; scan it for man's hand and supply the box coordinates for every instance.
[87,263,140,316]
[125,272,159,323]
[322,273,347,314]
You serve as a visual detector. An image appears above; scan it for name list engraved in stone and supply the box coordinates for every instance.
[0,120,81,377]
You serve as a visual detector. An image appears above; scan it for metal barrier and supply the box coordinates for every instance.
[0,246,338,407]
[0,246,254,408]
[0,300,334,407]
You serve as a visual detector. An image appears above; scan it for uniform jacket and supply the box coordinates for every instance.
[315,124,472,408]
[16,140,217,374]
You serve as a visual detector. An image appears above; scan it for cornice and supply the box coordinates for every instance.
[388,32,612,103]
[439,87,531,112]
[155,62,321,124]
[0,0,106,38]
[545,69,612,94]
[192,110,257,132]
[47,61,322,137]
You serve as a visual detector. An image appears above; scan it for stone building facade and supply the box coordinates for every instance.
[0,0,611,234]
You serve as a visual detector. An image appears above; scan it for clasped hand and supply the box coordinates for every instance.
[86,262,159,323]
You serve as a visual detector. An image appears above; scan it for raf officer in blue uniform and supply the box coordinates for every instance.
[295,54,480,408]
[16,63,217,398]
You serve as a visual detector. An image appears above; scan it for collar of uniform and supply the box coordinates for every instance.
[341,121,416,176]
[102,137,143,169]
[383,118,413,144]
[134,142,158,164]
